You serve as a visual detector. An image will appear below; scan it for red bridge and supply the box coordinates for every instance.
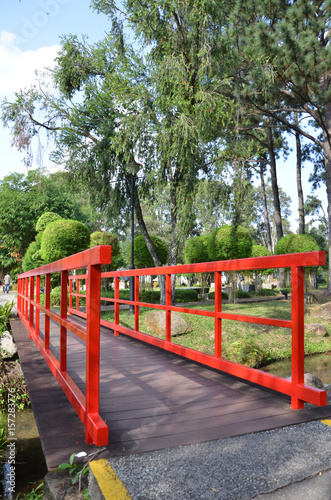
[13,247,331,469]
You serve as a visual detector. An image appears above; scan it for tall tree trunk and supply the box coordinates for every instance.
[323,116,331,294]
[267,127,285,287]
[259,160,273,252]
[295,112,305,233]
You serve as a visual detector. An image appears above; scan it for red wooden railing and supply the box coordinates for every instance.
[17,246,111,446]
[17,247,327,447]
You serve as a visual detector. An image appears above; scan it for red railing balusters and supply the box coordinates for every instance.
[214,271,222,359]
[17,246,111,446]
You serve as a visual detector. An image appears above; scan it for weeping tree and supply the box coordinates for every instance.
[1,1,235,304]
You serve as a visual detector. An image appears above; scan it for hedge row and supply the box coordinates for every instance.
[39,286,280,308]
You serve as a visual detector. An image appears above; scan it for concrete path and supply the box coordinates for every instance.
[0,291,17,313]
[103,419,331,500]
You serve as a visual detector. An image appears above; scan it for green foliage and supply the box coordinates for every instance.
[206,291,229,300]
[36,212,63,233]
[0,364,30,412]
[41,219,90,263]
[0,411,6,457]
[15,482,44,500]
[184,234,210,264]
[236,290,252,299]
[224,339,267,368]
[251,244,273,277]
[0,300,15,334]
[40,286,86,308]
[274,233,320,255]
[22,236,44,272]
[90,231,123,270]
[128,235,168,269]
[208,225,253,261]
[58,453,90,498]
[256,288,280,297]
[0,171,92,269]
[100,287,200,304]
[252,245,271,258]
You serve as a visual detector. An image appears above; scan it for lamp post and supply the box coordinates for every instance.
[127,160,142,315]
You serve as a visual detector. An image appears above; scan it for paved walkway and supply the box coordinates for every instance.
[0,291,17,312]
[104,419,331,499]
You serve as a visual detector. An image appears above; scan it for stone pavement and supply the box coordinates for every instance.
[100,419,331,500]
[0,290,17,313]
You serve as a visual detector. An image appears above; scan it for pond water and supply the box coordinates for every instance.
[0,409,47,499]
[261,352,331,385]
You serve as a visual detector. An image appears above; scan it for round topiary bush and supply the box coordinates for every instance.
[208,225,252,261]
[274,233,320,255]
[41,219,90,263]
[128,235,168,268]
[184,234,209,264]
[36,212,63,233]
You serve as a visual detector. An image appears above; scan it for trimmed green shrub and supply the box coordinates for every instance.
[274,233,320,255]
[128,235,168,268]
[36,212,63,233]
[208,225,252,261]
[41,219,90,263]
[207,291,229,300]
[100,288,200,304]
[184,234,209,264]
[256,288,280,296]
[236,290,252,299]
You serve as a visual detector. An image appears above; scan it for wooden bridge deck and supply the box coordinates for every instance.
[11,314,331,470]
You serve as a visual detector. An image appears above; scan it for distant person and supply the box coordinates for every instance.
[4,273,11,293]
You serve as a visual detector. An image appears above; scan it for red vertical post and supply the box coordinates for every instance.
[114,276,119,336]
[25,278,29,322]
[86,263,101,444]
[69,276,72,315]
[35,276,40,338]
[29,276,34,331]
[45,273,51,350]
[291,265,305,409]
[60,270,68,373]
[214,271,222,358]
[17,279,21,315]
[77,278,80,311]
[166,274,171,342]
[134,275,139,332]
[17,279,20,313]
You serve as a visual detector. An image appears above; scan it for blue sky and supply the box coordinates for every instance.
[0,0,327,232]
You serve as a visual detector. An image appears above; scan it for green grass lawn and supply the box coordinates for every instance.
[101,299,331,367]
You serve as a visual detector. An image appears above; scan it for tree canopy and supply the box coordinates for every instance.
[1,0,330,286]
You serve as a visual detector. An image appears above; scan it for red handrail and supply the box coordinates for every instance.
[17,246,112,446]
[17,248,327,447]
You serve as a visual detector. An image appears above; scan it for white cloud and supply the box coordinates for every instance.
[0,30,59,98]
